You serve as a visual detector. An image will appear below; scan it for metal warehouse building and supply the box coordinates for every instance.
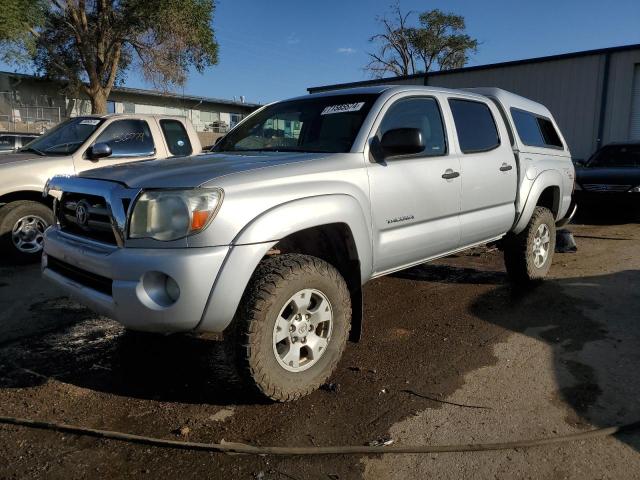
[309,44,640,161]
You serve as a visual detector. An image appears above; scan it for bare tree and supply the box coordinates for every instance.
[365,4,416,78]
[366,4,478,78]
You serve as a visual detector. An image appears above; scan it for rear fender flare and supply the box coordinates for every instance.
[513,170,562,234]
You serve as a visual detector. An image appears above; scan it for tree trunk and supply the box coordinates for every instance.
[89,89,109,114]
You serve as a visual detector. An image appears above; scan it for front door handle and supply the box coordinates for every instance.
[500,163,513,172]
[442,169,460,180]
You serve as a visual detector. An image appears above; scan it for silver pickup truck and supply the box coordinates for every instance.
[0,114,201,262]
[43,86,575,401]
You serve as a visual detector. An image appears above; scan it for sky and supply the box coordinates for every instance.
[2,0,640,105]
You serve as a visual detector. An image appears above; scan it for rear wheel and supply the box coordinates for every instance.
[224,254,351,402]
[503,206,556,284]
[0,201,54,264]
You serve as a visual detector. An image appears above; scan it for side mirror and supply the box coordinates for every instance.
[380,128,424,157]
[89,142,112,160]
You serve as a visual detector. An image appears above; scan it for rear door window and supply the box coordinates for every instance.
[511,108,563,149]
[160,120,193,156]
[448,99,500,153]
[93,119,155,158]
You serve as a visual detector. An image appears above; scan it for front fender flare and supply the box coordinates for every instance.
[513,170,562,234]
[196,194,373,333]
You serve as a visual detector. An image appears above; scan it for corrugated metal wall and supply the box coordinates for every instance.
[602,50,640,144]
[425,55,605,160]
[310,46,640,161]
[630,64,640,140]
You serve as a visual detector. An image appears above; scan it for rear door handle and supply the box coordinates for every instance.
[500,163,513,172]
[442,169,460,180]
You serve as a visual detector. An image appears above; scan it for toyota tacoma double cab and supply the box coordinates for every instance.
[0,114,201,262]
[43,86,575,401]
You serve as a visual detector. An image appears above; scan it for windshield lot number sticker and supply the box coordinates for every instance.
[79,119,101,125]
[321,102,365,115]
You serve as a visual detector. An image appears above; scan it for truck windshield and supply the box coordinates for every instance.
[214,94,378,154]
[20,117,104,155]
[588,144,640,168]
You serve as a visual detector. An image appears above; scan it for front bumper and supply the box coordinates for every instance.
[42,227,229,333]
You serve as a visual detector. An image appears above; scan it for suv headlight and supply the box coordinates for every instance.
[629,186,640,193]
[129,188,223,241]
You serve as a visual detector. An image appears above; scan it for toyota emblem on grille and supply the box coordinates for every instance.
[75,201,90,227]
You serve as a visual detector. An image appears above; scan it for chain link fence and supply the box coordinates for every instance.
[0,105,62,134]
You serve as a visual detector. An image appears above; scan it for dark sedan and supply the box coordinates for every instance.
[575,143,640,212]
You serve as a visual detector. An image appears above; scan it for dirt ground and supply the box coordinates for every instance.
[0,215,639,479]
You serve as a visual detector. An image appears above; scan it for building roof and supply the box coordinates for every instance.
[299,84,487,100]
[308,43,640,93]
[111,84,261,109]
[0,70,260,109]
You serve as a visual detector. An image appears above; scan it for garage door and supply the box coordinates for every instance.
[631,64,640,140]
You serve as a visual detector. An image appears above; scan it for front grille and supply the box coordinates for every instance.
[582,184,631,192]
[47,256,113,296]
[58,193,118,245]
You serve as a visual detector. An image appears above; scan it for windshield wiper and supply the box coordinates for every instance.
[19,146,45,156]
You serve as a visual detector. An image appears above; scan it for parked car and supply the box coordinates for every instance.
[43,86,575,401]
[575,142,640,208]
[0,132,39,154]
[0,114,201,262]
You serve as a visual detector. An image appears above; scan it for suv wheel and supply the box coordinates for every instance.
[503,206,556,284]
[225,254,351,402]
[0,201,54,264]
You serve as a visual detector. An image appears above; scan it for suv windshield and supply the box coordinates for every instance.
[214,94,378,154]
[21,117,104,155]
[588,144,640,168]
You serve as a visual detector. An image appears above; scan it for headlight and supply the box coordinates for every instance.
[129,188,223,241]
[629,186,640,193]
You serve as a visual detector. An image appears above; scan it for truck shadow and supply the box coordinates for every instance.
[466,268,640,452]
[573,205,639,225]
[0,319,266,406]
[392,263,506,285]
[396,261,640,452]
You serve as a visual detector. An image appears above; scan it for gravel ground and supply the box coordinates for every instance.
[0,217,638,479]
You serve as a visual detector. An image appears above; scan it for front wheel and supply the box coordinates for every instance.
[0,201,54,264]
[224,254,351,402]
[503,206,556,284]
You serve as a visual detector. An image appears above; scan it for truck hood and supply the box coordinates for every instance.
[0,152,50,167]
[79,152,327,188]
[576,166,640,186]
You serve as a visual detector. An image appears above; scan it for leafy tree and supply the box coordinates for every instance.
[0,0,46,64]
[366,4,478,78]
[0,0,219,114]
[409,10,478,71]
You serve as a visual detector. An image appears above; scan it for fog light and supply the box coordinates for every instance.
[139,271,180,308]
